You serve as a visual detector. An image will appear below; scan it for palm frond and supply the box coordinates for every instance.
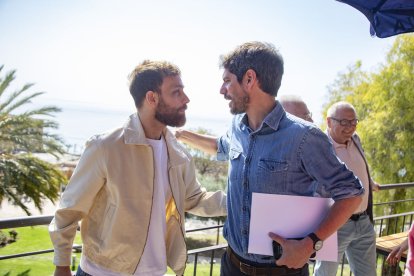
[0,87,38,114]
[0,69,16,98]
[0,66,67,214]
[0,153,67,215]
[23,105,62,117]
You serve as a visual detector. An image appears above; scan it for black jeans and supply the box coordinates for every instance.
[220,250,309,276]
[76,266,92,276]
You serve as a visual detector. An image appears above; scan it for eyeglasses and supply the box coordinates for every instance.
[330,117,359,126]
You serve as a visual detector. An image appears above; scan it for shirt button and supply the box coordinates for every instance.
[242,206,247,211]
[243,230,248,235]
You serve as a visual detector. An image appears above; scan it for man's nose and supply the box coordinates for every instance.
[220,85,226,95]
[182,92,190,104]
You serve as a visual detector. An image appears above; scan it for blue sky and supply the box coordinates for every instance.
[0,0,396,126]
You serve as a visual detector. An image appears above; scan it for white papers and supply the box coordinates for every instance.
[248,193,337,262]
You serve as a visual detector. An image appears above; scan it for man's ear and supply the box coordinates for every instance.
[145,91,159,107]
[243,69,257,89]
[326,117,332,128]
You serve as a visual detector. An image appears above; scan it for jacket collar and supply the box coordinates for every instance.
[123,113,189,167]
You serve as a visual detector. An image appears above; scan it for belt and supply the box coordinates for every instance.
[350,210,368,221]
[226,246,308,276]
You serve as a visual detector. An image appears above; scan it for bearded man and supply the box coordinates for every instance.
[49,60,227,276]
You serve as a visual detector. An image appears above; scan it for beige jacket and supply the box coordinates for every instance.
[49,113,227,275]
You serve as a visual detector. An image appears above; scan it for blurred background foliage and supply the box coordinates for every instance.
[320,35,414,219]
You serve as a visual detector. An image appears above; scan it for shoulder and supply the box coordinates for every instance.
[352,133,362,143]
[164,128,194,162]
[282,113,323,136]
[173,138,193,159]
[82,127,125,157]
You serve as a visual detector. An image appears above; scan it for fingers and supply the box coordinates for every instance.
[268,232,286,266]
[386,256,397,265]
[173,128,182,138]
[386,249,401,265]
[268,232,285,245]
[386,249,396,262]
[386,254,394,264]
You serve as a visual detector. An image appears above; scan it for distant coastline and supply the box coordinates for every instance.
[53,104,231,154]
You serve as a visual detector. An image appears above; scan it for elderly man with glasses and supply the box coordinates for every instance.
[314,101,380,276]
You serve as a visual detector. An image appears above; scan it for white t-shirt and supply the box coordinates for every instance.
[80,136,172,276]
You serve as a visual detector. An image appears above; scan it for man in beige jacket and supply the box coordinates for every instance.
[49,60,227,276]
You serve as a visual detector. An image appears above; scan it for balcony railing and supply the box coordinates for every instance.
[1,182,413,275]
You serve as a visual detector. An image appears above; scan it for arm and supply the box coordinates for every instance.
[183,155,227,216]
[386,238,409,265]
[53,266,72,276]
[49,137,106,269]
[313,196,362,240]
[175,129,218,155]
[269,128,364,268]
[269,196,362,268]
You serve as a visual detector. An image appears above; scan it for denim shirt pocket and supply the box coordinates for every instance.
[229,148,244,182]
[256,159,288,193]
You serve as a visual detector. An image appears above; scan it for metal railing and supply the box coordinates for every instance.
[1,182,413,276]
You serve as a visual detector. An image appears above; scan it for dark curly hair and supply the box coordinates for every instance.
[219,41,284,97]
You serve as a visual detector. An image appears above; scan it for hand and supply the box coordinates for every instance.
[174,128,184,139]
[54,266,72,276]
[372,182,381,192]
[268,232,314,269]
[386,239,408,266]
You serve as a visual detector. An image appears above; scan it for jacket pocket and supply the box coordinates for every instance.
[166,216,187,274]
[99,203,116,243]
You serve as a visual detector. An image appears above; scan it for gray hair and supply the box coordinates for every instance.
[279,95,304,105]
[327,101,356,118]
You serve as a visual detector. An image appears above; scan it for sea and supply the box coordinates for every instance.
[53,104,232,155]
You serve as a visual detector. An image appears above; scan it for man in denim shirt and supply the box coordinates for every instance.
[176,42,364,275]
[216,42,364,276]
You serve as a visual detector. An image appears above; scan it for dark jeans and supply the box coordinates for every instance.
[220,250,309,276]
[76,266,92,276]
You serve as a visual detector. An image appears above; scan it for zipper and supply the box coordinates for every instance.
[133,145,155,273]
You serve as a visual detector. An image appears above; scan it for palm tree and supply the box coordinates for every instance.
[0,65,67,215]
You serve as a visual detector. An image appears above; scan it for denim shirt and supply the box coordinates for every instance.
[217,104,364,264]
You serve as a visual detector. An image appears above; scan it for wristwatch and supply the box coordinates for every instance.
[307,232,323,251]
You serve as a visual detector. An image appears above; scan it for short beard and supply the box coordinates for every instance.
[230,95,249,115]
[155,98,186,127]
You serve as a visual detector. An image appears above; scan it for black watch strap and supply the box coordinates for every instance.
[307,232,323,251]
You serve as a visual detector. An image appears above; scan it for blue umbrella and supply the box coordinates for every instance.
[337,0,414,38]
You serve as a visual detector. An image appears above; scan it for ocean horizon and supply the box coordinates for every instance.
[53,104,232,154]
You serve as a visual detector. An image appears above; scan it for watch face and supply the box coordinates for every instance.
[314,240,323,251]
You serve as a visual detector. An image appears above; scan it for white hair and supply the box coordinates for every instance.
[327,101,356,118]
[279,94,304,104]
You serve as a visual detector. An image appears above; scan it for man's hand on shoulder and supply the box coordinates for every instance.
[54,266,72,276]
[372,182,381,192]
[268,232,314,269]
